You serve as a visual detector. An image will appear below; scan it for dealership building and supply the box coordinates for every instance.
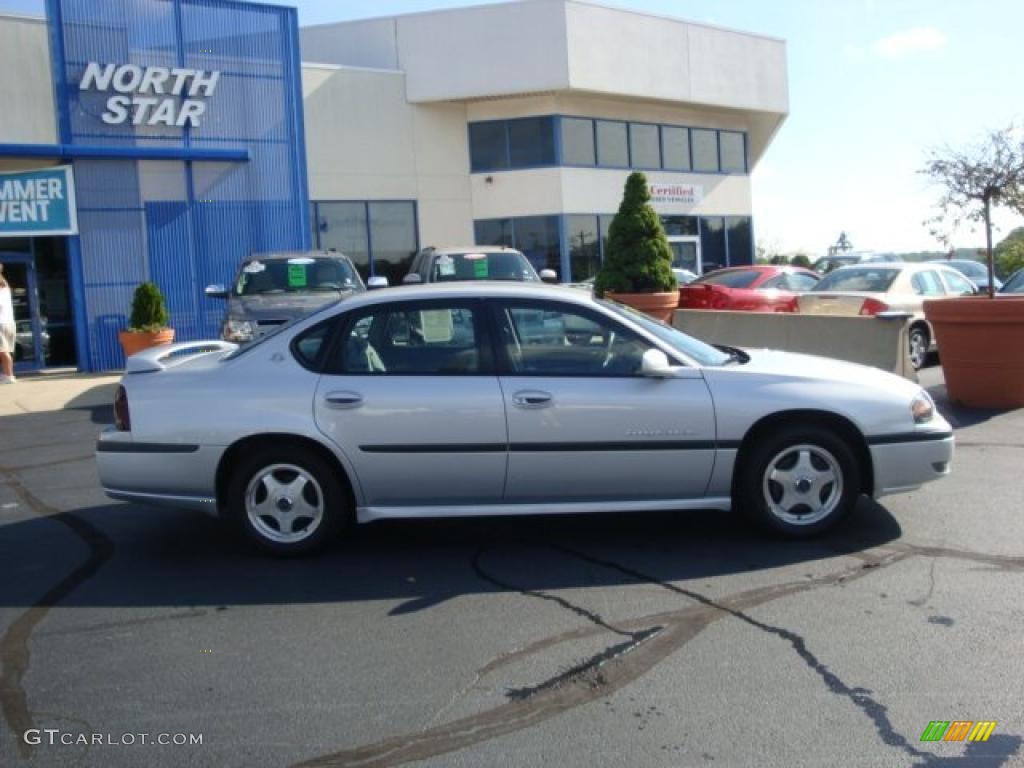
[0,0,787,372]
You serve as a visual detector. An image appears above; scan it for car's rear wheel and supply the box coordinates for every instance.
[738,426,861,537]
[227,446,348,555]
[909,325,929,370]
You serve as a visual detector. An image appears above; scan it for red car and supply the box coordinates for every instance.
[678,265,820,312]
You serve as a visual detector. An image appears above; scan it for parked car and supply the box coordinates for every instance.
[205,251,365,343]
[929,259,1000,292]
[678,265,820,312]
[673,268,699,285]
[812,252,902,274]
[14,319,51,362]
[96,282,952,555]
[796,262,976,369]
[999,268,1024,294]
[403,245,557,285]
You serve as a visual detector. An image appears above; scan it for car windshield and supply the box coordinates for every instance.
[430,251,539,282]
[693,269,762,289]
[599,299,732,367]
[234,257,361,296]
[947,260,987,278]
[813,267,900,292]
[1002,271,1024,293]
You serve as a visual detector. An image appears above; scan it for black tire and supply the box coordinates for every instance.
[909,325,929,371]
[737,425,861,538]
[227,445,349,556]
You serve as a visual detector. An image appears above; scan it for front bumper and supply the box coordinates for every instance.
[870,431,954,497]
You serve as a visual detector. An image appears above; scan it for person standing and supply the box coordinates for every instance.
[0,264,16,384]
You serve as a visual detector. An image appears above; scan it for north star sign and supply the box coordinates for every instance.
[79,62,221,127]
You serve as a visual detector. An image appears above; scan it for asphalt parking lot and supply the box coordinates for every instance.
[1,364,1023,768]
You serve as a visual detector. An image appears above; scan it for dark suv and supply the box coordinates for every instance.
[205,250,365,343]
[402,245,557,285]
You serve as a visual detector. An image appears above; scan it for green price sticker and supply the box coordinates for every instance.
[473,259,489,278]
[288,263,308,288]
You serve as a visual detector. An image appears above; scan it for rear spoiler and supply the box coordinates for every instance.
[125,340,238,374]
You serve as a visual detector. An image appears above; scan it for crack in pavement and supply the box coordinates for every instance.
[0,470,115,759]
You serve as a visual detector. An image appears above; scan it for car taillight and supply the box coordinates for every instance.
[859,298,890,316]
[114,385,130,431]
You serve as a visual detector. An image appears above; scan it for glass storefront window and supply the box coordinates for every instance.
[509,117,556,167]
[661,126,690,171]
[599,215,614,256]
[596,120,629,167]
[661,216,699,237]
[691,129,719,172]
[700,216,726,270]
[315,202,370,279]
[719,131,746,173]
[474,218,514,248]
[368,202,418,286]
[629,123,660,169]
[514,215,561,274]
[725,216,753,265]
[566,214,601,282]
[561,117,595,166]
[468,121,508,172]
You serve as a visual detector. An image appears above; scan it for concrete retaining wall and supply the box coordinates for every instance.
[672,310,916,380]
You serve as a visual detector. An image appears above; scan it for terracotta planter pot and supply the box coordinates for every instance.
[118,328,175,358]
[923,296,1024,409]
[605,291,679,323]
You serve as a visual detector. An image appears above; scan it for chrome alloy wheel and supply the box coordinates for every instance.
[909,329,928,370]
[245,463,325,544]
[761,443,843,526]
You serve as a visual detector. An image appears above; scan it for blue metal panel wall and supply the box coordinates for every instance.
[47,0,310,370]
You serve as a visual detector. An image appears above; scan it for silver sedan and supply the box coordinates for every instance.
[96,283,954,555]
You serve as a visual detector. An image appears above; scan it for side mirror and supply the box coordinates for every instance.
[205,284,228,299]
[640,348,673,377]
[402,273,423,285]
[367,276,389,290]
[539,269,558,283]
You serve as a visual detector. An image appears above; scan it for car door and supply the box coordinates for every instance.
[312,298,508,507]
[491,299,716,502]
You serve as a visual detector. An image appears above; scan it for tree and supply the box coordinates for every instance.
[593,172,677,296]
[790,253,812,269]
[995,227,1024,278]
[921,126,1024,297]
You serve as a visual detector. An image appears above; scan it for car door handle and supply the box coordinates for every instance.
[512,390,553,408]
[324,391,363,409]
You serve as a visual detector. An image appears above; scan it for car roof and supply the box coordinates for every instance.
[423,245,526,256]
[336,281,593,310]
[246,250,352,262]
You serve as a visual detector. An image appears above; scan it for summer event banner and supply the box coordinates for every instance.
[0,166,78,237]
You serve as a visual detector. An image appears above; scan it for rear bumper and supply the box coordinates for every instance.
[869,432,954,497]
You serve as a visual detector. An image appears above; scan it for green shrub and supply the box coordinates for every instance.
[593,172,677,297]
[128,281,170,332]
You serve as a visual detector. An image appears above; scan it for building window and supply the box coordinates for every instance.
[719,131,746,173]
[596,120,629,167]
[312,201,418,283]
[691,129,719,173]
[661,126,690,171]
[509,117,556,167]
[560,117,596,166]
[629,123,660,169]
[700,216,726,270]
[566,214,602,281]
[725,216,753,265]
[661,216,699,237]
[474,215,561,275]
[474,218,513,248]
[469,121,509,172]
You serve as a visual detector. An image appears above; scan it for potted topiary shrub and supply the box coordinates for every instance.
[920,126,1024,408]
[118,281,175,358]
[593,171,678,322]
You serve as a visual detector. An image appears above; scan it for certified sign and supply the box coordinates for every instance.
[0,166,78,236]
[79,62,221,127]
[649,183,703,205]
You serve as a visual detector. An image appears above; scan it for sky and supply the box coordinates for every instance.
[3,0,1023,255]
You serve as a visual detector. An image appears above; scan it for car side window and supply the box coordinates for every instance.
[328,303,483,375]
[787,273,819,291]
[496,302,652,376]
[942,270,975,295]
[760,275,787,290]
[911,270,945,296]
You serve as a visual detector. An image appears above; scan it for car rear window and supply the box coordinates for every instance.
[813,268,900,292]
[693,269,761,289]
[430,252,539,282]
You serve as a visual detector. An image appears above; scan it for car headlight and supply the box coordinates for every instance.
[911,391,935,423]
[223,318,256,342]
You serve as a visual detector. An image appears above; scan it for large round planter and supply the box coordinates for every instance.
[118,328,175,358]
[605,291,679,323]
[923,296,1024,409]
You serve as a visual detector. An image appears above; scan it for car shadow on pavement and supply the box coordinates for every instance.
[0,495,903,613]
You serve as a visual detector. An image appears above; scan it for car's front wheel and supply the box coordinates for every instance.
[227,446,348,556]
[909,326,929,370]
[738,426,861,537]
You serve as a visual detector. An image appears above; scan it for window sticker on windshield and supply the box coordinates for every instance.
[473,259,489,278]
[420,309,454,343]
[243,261,266,274]
[287,263,308,288]
[437,254,455,276]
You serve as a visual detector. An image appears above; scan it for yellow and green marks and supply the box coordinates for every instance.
[920,720,997,743]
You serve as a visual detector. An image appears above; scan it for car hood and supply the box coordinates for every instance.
[227,291,354,321]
